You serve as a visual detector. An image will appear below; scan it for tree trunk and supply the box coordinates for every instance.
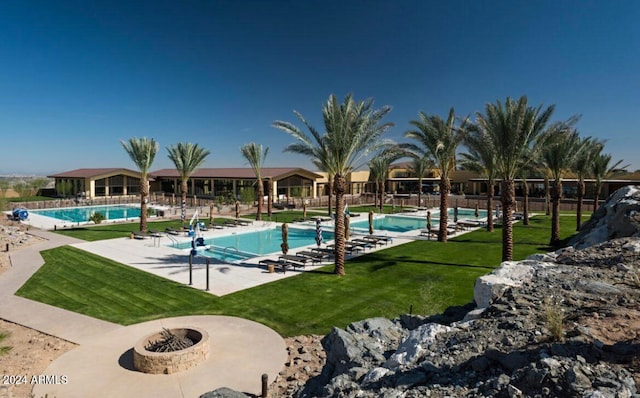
[486,181,494,232]
[593,183,602,213]
[576,179,585,231]
[181,179,188,224]
[417,177,422,207]
[327,177,334,217]
[267,179,273,218]
[522,179,529,226]
[544,177,550,216]
[333,173,347,276]
[438,177,450,243]
[256,179,263,221]
[550,179,562,246]
[140,176,149,233]
[374,181,379,208]
[379,180,385,213]
[501,179,515,261]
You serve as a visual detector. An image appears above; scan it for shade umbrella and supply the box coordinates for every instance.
[368,210,374,235]
[426,211,432,231]
[344,214,351,241]
[474,203,479,219]
[281,223,289,254]
[454,206,459,223]
[235,201,240,219]
[315,218,323,247]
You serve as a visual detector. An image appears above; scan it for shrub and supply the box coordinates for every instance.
[0,330,12,356]
[88,212,105,224]
[543,297,565,342]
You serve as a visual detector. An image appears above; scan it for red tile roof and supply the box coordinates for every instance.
[48,168,142,178]
[151,167,322,179]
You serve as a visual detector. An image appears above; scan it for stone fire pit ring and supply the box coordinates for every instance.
[133,326,210,374]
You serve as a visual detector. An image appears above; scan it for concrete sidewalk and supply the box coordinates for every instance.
[0,230,123,344]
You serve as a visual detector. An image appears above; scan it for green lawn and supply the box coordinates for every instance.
[18,215,577,337]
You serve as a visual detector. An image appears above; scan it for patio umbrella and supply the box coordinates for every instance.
[315,218,323,247]
[454,206,459,223]
[344,214,351,241]
[303,202,307,219]
[235,201,240,219]
[281,223,289,254]
[474,203,479,219]
[426,211,432,231]
[368,210,374,235]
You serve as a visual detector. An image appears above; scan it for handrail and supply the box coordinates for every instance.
[165,234,178,247]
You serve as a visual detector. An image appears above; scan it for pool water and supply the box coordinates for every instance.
[174,227,334,262]
[350,208,488,233]
[31,205,141,223]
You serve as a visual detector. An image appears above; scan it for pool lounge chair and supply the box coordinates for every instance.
[296,250,330,262]
[165,227,181,236]
[278,254,313,267]
[258,259,289,273]
[132,231,151,239]
[209,222,225,229]
[361,236,391,246]
[310,247,335,258]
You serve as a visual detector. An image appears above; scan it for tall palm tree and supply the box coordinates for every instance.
[273,110,336,217]
[475,96,555,261]
[166,142,210,224]
[573,136,602,230]
[404,108,468,242]
[460,126,498,232]
[406,155,433,208]
[368,147,404,212]
[121,137,158,233]
[240,143,269,220]
[541,129,585,245]
[274,93,393,275]
[591,151,628,212]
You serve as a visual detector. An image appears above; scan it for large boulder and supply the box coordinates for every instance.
[571,185,640,249]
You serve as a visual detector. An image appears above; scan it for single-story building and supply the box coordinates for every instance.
[48,168,145,198]
[149,167,324,199]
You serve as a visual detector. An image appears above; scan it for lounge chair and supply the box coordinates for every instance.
[132,231,150,239]
[296,250,330,262]
[361,236,390,246]
[349,239,373,250]
[258,259,289,273]
[310,247,335,258]
[165,227,181,236]
[223,221,239,227]
[278,254,312,267]
[209,222,225,229]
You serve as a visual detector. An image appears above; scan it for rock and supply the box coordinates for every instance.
[362,367,391,385]
[571,185,640,249]
[384,323,455,370]
[199,387,249,398]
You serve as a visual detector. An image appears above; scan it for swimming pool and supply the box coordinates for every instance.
[174,226,334,262]
[31,205,141,223]
[350,208,488,233]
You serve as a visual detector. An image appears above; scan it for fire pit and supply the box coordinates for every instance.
[133,327,210,374]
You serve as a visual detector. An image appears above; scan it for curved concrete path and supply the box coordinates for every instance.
[32,315,287,398]
[0,230,287,397]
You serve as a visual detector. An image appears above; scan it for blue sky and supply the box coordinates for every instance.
[1,0,638,175]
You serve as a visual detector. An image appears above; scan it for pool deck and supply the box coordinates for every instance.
[71,210,483,297]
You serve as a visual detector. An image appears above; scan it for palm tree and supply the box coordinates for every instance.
[591,151,628,212]
[121,137,158,233]
[404,108,468,242]
[166,142,210,224]
[273,110,336,217]
[541,129,585,245]
[240,143,269,220]
[573,136,602,230]
[460,126,498,232]
[475,96,555,261]
[368,147,404,212]
[274,94,393,275]
[406,155,433,208]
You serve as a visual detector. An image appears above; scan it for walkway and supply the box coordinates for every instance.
[0,229,287,397]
